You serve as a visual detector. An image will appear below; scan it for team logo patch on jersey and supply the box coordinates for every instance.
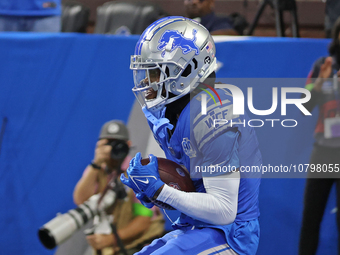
[182,137,197,158]
[157,29,200,57]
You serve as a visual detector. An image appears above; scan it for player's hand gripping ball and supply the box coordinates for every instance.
[120,152,164,199]
[120,152,196,210]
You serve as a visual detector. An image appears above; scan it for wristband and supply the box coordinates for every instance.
[152,184,164,200]
[90,161,101,170]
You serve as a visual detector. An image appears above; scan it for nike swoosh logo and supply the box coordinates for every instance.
[135,178,149,184]
[130,176,157,190]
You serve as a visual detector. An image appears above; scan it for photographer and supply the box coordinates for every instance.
[184,0,238,35]
[299,18,340,255]
[73,120,164,255]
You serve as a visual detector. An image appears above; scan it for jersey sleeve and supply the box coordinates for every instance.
[190,89,241,177]
[199,129,240,177]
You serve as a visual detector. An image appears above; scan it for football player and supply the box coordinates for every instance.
[121,16,262,255]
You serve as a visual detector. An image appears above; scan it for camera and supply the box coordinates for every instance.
[108,139,129,161]
[38,178,127,249]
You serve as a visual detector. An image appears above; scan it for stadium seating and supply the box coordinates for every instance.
[61,1,90,33]
[94,1,166,35]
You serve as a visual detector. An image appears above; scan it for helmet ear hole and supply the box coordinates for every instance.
[192,58,198,70]
[181,64,192,77]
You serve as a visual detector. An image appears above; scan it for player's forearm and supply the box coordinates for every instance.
[157,172,240,225]
[73,165,100,205]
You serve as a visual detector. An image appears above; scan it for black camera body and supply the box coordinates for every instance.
[108,140,129,161]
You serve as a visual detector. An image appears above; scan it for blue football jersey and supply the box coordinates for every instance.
[147,88,262,254]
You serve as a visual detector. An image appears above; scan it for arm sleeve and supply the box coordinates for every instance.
[157,172,240,225]
[157,130,241,225]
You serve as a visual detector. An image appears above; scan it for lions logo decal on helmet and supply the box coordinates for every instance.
[157,29,200,57]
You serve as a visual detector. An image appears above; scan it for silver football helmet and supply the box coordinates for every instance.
[130,16,217,113]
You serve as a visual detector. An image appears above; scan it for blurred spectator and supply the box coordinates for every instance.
[0,0,61,32]
[299,17,340,255]
[325,0,340,38]
[73,120,164,255]
[184,0,238,35]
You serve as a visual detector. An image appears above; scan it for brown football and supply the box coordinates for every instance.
[140,157,196,210]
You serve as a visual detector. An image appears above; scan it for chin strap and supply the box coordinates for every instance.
[142,107,173,139]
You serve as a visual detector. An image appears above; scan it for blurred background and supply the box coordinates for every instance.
[0,0,339,255]
[62,0,334,38]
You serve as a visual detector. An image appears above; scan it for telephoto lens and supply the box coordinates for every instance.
[38,190,116,249]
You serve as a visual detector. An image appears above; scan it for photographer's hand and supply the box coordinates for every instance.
[86,233,115,250]
[93,139,112,168]
[73,139,112,205]
[315,57,334,92]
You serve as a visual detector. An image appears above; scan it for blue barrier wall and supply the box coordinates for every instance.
[0,34,335,255]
